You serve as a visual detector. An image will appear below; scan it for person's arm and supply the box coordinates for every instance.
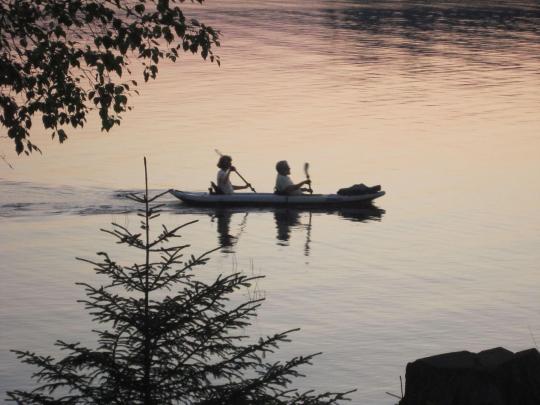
[283,180,310,194]
[227,166,251,190]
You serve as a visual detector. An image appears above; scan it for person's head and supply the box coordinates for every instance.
[217,155,232,170]
[275,160,290,175]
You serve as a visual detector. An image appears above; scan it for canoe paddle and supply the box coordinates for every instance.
[303,162,313,194]
[215,149,257,193]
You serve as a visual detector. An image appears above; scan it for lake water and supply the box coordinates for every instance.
[1,0,540,402]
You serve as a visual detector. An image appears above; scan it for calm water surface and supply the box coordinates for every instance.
[1,1,540,402]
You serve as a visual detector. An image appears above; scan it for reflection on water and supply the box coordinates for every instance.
[274,210,301,246]
[200,205,385,255]
[211,210,249,253]
[0,179,385,257]
[188,0,540,68]
[320,2,540,38]
[316,2,540,69]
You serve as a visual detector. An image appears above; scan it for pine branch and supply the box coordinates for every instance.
[148,220,198,249]
[76,254,144,291]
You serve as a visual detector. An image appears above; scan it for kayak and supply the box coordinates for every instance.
[169,189,385,207]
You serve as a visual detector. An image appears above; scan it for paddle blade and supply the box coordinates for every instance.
[303,162,313,194]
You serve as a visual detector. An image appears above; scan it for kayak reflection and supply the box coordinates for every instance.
[206,206,385,255]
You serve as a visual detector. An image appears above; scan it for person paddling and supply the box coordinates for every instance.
[216,155,252,194]
[274,160,311,195]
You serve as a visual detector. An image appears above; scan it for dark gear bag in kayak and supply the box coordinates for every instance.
[337,184,381,196]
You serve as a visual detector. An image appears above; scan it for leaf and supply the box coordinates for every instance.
[174,23,186,37]
[42,115,53,129]
[57,129,68,143]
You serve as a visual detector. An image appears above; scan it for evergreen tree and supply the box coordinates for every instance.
[7,158,354,404]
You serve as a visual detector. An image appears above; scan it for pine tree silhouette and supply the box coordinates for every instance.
[8,158,354,404]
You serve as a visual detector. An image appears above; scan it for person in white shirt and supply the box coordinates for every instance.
[274,160,311,195]
[216,155,251,194]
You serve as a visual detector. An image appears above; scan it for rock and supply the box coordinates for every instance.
[400,347,540,405]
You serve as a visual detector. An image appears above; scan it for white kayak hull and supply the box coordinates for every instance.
[170,190,385,207]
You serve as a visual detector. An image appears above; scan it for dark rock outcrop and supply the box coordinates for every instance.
[400,347,540,405]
